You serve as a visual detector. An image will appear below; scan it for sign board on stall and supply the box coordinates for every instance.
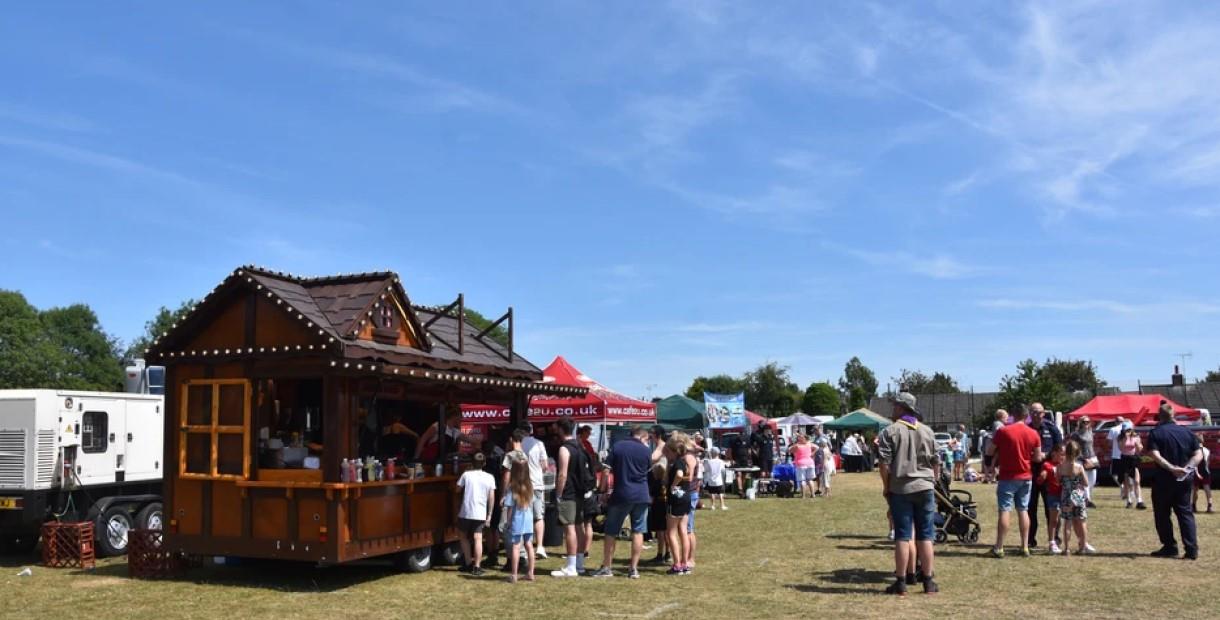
[704,392,746,429]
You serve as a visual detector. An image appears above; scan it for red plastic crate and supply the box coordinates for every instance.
[41,521,96,569]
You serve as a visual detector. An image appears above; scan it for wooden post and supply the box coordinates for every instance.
[323,373,348,483]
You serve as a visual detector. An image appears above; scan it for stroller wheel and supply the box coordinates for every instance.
[934,530,948,544]
[964,528,979,544]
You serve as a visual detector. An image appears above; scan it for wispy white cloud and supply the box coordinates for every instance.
[977,298,1220,316]
[0,135,202,188]
[839,246,978,280]
[0,103,94,132]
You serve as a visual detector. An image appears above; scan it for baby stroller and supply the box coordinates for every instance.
[933,470,980,544]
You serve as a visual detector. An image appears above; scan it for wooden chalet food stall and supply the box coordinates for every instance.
[144,266,584,569]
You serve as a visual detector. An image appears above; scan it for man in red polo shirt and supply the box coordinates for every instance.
[986,407,1043,557]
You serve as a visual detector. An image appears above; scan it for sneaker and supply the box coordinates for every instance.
[681,566,692,575]
[1136,501,1147,510]
[720,505,729,511]
[887,530,895,541]
[627,568,640,579]
[1049,541,1062,555]
[1019,547,1031,558]
[884,578,907,597]
[1079,544,1097,555]
[1125,501,1133,509]
[590,566,614,578]
[458,564,473,573]
[1150,546,1179,558]
[641,543,654,550]
[536,547,548,559]
[470,567,486,576]
[985,547,1005,559]
[922,575,939,595]
[550,567,579,578]
[666,565,684,575]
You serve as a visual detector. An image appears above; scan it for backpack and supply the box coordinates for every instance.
[565,439,597,495]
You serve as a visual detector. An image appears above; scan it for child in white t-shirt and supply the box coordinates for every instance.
[702,448,728,510]
[456,453,495,575]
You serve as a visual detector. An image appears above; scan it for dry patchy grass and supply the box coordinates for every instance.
[2,474,1216,619]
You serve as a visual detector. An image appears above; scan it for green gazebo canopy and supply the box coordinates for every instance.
[822,408,892,432]
[656,394,707,431]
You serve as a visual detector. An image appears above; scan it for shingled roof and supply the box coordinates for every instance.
[1140,382,1220,415]
[868,391,999,429]
[146,265,544,380]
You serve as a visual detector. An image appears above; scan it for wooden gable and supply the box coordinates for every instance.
[354,288,421,349]
[180,289,318,354]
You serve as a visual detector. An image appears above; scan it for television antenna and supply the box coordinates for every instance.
[1176,352,1193,378]
[644,383,658,401]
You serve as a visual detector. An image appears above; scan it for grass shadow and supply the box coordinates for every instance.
[63,557,412,593]
[823,533,886,541]
[786,583,883,596]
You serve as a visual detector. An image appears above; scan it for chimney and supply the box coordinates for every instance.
[1171,365,1185,387]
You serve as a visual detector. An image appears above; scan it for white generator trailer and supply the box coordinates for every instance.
[0,389,164,556]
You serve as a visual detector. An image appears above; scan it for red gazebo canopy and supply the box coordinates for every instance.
[462,356,656,425]
[1067,394,1200,426]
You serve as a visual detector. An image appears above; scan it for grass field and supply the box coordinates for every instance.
[3,473,1216,620]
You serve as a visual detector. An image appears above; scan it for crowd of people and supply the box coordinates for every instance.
[454,418,753,581]
[450,395,1212,593]
[875,392,1212,597]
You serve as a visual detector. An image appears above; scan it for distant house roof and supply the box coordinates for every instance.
[147,265,548,381]
[1139,382,1220,414]
[868,391,999,429]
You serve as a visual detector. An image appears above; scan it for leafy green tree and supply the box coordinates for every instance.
[1207,367,1220,383]
[0,291,61,389]
[993,359,1070,421]
[743,362,801,417]
[0,291,123,391]
[125,299,197,359]
[801,382,841,416]
[1039,358,1106,394]
[893,369,960,394]
[41,304,123,391]
[684,374,746,401]
[846,386,869,411]
[463,308,510,348]
[838,357,878,404]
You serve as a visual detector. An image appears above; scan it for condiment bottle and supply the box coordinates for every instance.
[340,459,349,482]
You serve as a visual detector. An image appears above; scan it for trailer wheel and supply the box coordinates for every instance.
[97,505,134,556]
[137,502,164,533]
[0,533,38,556]
[395,547,432,573]
[433,541,462,566]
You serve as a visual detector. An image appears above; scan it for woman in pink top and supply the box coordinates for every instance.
[788,434,817,499]
[1118,428,1146,509]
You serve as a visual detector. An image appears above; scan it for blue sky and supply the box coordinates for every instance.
[3,1,1219,398]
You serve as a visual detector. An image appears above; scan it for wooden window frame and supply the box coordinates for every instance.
[179,378,251,480]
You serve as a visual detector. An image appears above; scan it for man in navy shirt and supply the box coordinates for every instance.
[1146,403,1204,560]
[1025,403,1062,550]
[592,425,655,578]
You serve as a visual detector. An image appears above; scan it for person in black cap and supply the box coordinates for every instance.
[751,421,776,478]
[877,392,940,595]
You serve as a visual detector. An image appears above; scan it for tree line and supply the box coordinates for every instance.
[684,356,1119,421]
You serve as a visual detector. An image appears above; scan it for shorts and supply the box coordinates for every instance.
[604,502,650,536]
[531,490,545,522]
[510,533,534,545]
[648,501,667,532]
[704,484,724,495]
[953,450,966,462]
[732,453,750,467]
[687,492,699,533]
[667,495,691,518]
[996,479,1033,513]
[888,490,936,542]
[1197,470,1212,489]
[1119,455,1141,479]
[796,466,816,483]
[557,499,586,525]
[760,457,775,474]
[459,518,486,535]
[1045,494,1062,511]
